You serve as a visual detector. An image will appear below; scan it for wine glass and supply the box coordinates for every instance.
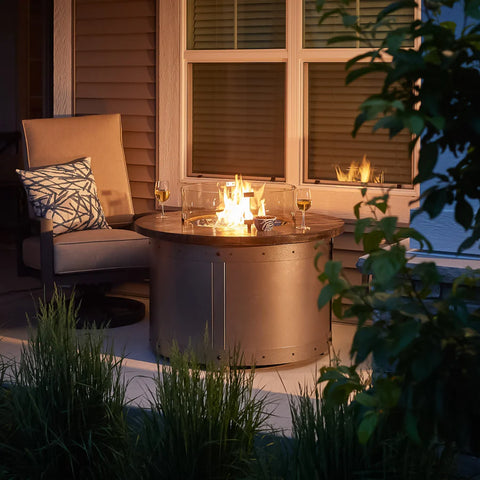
[296,187,312,230]
[154,180,170,218]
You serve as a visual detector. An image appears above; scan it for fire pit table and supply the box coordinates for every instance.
[135,209,344,366]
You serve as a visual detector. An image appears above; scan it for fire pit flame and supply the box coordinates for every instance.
[181,180,295,233]
[216,174,266,229]
[335,155,384,184]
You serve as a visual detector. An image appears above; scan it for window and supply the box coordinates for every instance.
[187,0,286,49]
[190,63,285,178]
[186,0,286,179]
[303,0,415,186]
[185,0,416,188]
[304,0,414,48]
[306,63,412,185]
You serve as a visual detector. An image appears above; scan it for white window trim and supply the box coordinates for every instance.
[159,0,420,223]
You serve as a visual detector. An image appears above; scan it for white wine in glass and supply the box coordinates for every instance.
[154,180,170,218]
[296,187,311,230]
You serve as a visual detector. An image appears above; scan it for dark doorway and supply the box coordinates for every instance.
[0,0,53,239]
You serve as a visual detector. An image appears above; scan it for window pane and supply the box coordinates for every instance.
[304,0,356,48]
[307,63,412,185]
[303,0,415,48]
[190,63,285,178]
[187,0,286,50]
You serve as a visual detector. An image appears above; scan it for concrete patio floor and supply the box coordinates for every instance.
[0,239,358,434]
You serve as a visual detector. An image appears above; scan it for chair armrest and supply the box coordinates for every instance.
[38,216,53,233]
[107,211,155,230]
[34,216,54,289]
[16,215,54,292]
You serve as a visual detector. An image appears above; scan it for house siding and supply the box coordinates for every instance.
[74,0,156,213]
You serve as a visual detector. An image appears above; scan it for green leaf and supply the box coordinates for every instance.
[377,201,388,214]
[324,260,343,280]
[317,6,344,24]
[458,235,476,252]
[342,14,358,26]
[397,227,433,252]
[378,216,398,242]
[354,201,362,219]
[415,142,438,183]
[318,284,337,309]
[332,297,344,319]
[314,249,325,272]
[371,254,400,285]
[375,378,401,408]
[363,230,385,253]
[355,218,373,243]
[358,411,379,444]
[327,35,361,45]
[411,261,440,288]
[428,116,445,130]
[439,21,457,33]
[372,115,405,136]
[455,198,473,230]
[346,51,377,70]
[353,326,379,363]
[346,65,389,85]
[386,32,406,52]
[355,391,378,408]
[389,320,420,356]
[405,113,425,135]
[319,367,348,382]
[422,188,449,219]
[377,0,417,21]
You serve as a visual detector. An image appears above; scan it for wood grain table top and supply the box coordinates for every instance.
[135,211,344,247]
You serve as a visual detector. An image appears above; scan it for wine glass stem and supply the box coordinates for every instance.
[301,210,306,229]
[161,203,165,217]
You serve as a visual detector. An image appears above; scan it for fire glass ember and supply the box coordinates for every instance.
[181,176,295,233]
[335,154,385,184]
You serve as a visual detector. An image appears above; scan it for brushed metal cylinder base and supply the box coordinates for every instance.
[150,239,331,366]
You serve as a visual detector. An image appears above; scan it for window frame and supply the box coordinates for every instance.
[160,0,421,222]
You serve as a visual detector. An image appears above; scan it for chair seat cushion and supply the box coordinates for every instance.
[16,157,110,236]
[23,229,150,274]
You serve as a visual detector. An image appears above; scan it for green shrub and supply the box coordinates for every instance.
[289,370,453,480]
[289,377,371,479]
[137,345,271,480]
[0,289,132,479]
[317,190,480,460]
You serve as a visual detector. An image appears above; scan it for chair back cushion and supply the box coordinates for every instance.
[22,114,134,218]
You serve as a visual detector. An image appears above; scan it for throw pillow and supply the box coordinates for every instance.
[17,157,110,236]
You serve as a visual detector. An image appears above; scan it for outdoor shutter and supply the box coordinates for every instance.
[304,0,414,48]
[307,63,412,185]
[187,0,286,50]
[75,0,156,213]
[190,63,285,178]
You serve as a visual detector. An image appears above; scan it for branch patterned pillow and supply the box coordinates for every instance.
[16,157,110,236]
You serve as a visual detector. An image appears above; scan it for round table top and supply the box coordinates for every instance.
[135,211,344,247]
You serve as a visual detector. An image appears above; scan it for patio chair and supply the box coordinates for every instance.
[17,114,150,326]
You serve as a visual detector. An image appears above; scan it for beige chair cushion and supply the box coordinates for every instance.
[22,114,134,219]
[23,229,150,275]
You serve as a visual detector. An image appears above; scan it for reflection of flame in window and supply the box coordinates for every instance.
[335,155,384,184]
